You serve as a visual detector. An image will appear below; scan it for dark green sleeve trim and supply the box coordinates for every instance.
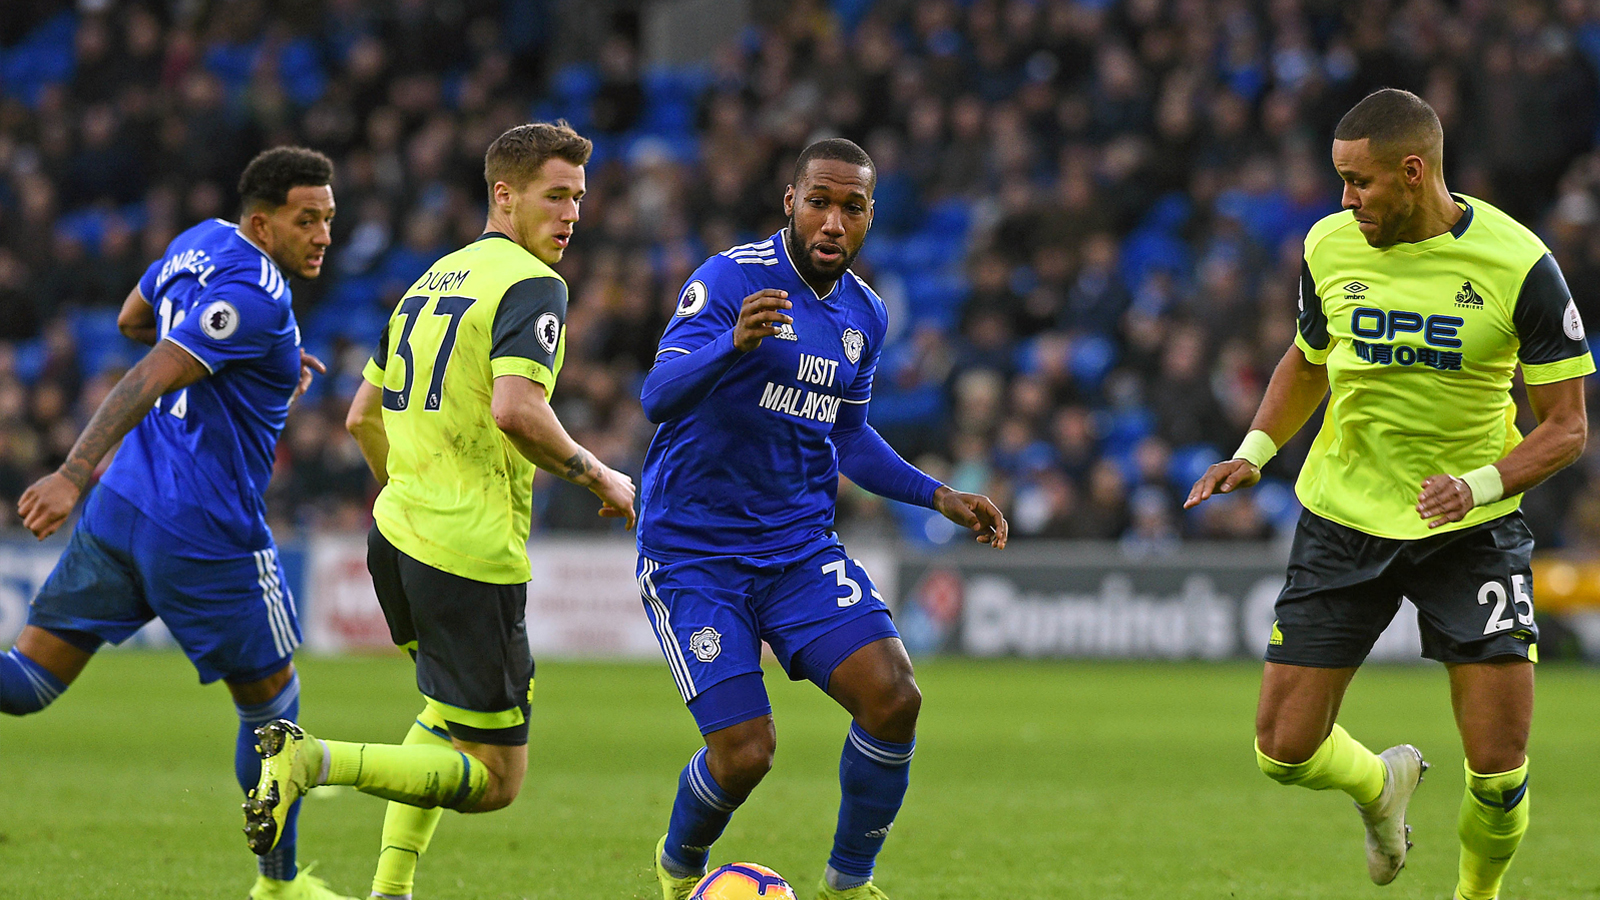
[1514,253,1589,365]
[1297,258,1329,351]
[372,319,390,369]
[492,277,568,370]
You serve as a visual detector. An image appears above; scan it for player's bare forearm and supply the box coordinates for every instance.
[1249,343,1330,447]
[1186,344,1328,509]
[493,378,596,484]
[344,379,389,485]
[117,286,158,345]
[1491,377,1586,495]
[492,374,637,525]
[20,340,206,538]
[61,341,206,489]
[1416,377,1587,527]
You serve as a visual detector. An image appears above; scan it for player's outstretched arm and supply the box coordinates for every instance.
[116,286,158,345]
[491,373,637,528]
[1185,343,1328,509]
[1417,375,1588,528]
[640,289,792,423]
[345,378,389,485]
[17,339,208,539]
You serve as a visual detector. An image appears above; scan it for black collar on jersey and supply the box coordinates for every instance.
[1449,195,1474,239]
[476,231,515,243]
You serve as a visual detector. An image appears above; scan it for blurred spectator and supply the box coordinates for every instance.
[4,0,1600,546]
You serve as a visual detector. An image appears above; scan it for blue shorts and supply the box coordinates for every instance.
[637,533,899,734]
[27,487,300,684]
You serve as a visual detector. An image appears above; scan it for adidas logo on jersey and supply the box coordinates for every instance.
[1454,280,1484,308]
[773,323,799,341]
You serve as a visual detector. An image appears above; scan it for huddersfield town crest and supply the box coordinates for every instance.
[841,328,865,364]
[689,627,722,662]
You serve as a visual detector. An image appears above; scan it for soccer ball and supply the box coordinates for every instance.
[689,862,797,899]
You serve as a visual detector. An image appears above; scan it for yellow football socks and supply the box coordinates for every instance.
[371,706,452,898]
[1255,724,1386,805]
[1457,758,1529,900]
[322,730,487,811]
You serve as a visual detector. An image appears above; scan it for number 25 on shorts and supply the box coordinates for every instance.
[1478,575,1534,636]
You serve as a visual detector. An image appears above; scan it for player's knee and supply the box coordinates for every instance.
[1255,737,1312,783]
[469,779,521,813]
[714,733,776,791]
[858,679,921,740]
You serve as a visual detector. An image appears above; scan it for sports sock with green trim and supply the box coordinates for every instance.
[371,706,452,897]
[1457,759,1529,900]
[1255,724,1386,805]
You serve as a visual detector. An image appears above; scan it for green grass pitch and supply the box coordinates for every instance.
[3,652,1598,899]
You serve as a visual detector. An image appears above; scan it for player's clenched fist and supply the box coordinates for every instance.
[1184,458,1261,509]
[18,471,81,540]
[733,289,792,352]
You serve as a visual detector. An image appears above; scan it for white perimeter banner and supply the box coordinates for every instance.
[305,535,663,657]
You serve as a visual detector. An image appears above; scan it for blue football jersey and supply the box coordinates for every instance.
[97,218,302,554]
[638,230,888,559]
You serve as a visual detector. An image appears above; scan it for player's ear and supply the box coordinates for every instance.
[783,185,794,217]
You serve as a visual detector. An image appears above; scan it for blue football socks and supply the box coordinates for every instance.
[662,747,743,878]
[0,646,65,715]
[235,670,301,881]
[826,722,915,890]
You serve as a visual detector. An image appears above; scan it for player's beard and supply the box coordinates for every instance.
[786,218,859,286]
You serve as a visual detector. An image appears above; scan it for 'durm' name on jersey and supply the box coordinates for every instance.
[1348,306,1465,371]
[757,351,843,424]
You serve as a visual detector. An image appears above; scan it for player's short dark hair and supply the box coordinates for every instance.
[1333,88,1443,163]
[484,121,592,191]
[237,147,334,210]
[792,138,876,194]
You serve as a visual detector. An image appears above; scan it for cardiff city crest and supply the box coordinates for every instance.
[841,328,865,364]
[689,626,722,662]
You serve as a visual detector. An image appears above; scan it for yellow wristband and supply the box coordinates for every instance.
[1233,430,1278,469]
[1459,464,1504,507]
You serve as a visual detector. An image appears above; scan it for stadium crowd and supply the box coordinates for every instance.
[4,0,1600,549]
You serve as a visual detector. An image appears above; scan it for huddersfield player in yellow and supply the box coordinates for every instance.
[241,123,636,900]
[1187,89,1591,898]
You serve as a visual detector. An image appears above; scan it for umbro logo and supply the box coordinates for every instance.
[1343,281,1369,295]
[773,323,799,341]
[1455,280,1484,308]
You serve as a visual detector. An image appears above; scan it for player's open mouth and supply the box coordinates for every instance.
[813,243,843,263]
[553,233,571,248]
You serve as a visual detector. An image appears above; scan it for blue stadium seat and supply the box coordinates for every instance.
[901,271,966,330]
[13,338,47,385]
[278,38,327,107]
[0,12,76,107]
[204,41,260,92]
[72,309,144,377]
[1068,334,1118,390]
[1167,443,1222,492]
[1097,407,1154,455]
[1251,478,1303,531]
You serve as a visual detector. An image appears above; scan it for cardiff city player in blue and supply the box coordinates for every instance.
[1,148,356,900]
[639,138,1009,900]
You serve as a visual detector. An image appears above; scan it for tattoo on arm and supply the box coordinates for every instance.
[59,344,199,490]
[562,451,597,485]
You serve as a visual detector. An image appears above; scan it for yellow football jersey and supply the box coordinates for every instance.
[1293,196,1593,539]
[363,233,567,583]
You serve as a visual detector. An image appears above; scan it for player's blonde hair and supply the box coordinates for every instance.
[484,121,592,192]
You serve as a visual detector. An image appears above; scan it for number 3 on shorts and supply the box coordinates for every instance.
[1478,575,1535,635]
[823,559,862,608]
